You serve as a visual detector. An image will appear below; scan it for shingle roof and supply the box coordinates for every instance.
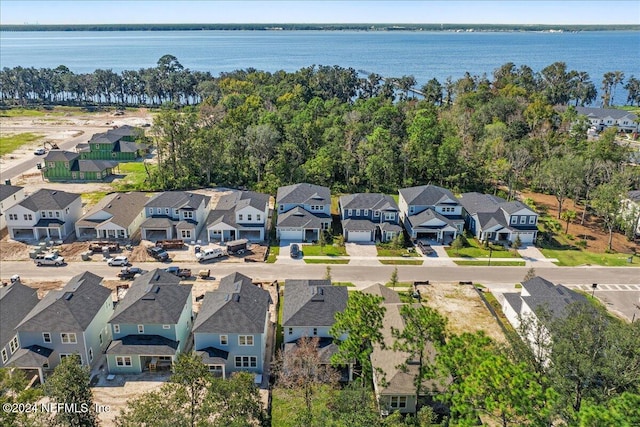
[108,125,141,137]
[342,219,377,232]
[284,337,339,364]
[16,272,111,332]
[475,211,508,230]
[192,272,271,334]
[0,184,22,201]
[0,282,39,347]
[89,132,121,145]
[276,183,330,205]
[500,200,535,215]
[408,208,463,228]
[628,190,640,202]
[458,192,506,214]
[277,206,330,229]
[205,190,270,229]
[17,189,80,212]
[6,345,52,368]
[109,269,191,325]
[519,276,586,321]
[361,283,402,304]
[196,347,229,365]
[144,191,209,210]
[339,193,398,211]
[282,280,347,327]
[572,106,638,121]
[106,334,178,356]
[72,159,119,172]
[399,185,459,207]
[77,192,150,229]
[43,150,79,162]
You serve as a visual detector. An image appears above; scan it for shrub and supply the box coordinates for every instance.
[575,240,587,249]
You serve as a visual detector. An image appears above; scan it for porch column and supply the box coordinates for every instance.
[38,367,44,384]
[349,363,353,382]
[46,229,51,239]
[222,366,226,379]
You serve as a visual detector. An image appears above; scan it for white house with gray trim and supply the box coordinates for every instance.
[0,184,25,230]
[206,190,270,242]
[75,192,150,240]
[193,272,272,378]
[4,188,81,241]
[276,183,331,242]
[569,106,639,133]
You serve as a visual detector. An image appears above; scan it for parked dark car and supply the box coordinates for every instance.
[417,240,436,256]
[117,267,146,280]
[290,243,301,259]
[164,266,192,278]
[147,246,170,261]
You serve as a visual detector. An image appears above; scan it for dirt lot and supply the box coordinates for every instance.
[417,282,506,343]
[521,190,639,254]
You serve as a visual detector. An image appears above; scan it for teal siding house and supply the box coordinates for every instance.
[8,272,113,383]
[78,125,146,162]
[192,272,271,379]
[43,150,118,181]
[106,269,193,374]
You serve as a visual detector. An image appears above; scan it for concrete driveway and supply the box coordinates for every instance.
[345,242,378,258]
[517,245,558,266]
[276,241,304,264]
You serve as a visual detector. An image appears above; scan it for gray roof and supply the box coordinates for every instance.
[339,193,398,211]
[379,222,403,233]
[72,159,118,172]
[6,345,52,368]
[0,184,22,201]
[145,191,209,210]
[115,140,144,153]
[43,150,79,162]
[77,192,151,229]
[277,206,330,229]
[399,185,459,207]
[408,208,463,228]
[192,272,271,334]
[17,189,80,212]
[0,282,39,347]
[276,183,330,205]
[520,276,586,321]
[283,280,347,327]
[629,190,640,202]
[284,337,339,364]
[206,190,270,229]
[196,347,229,365]
[572,106,638,121]
[342,219,377,232]
[109,269,191,325]
[361,283,402,304]
[89,132,121,145]
[475,211,508,230]
[106,334,178,356]
[16,272,111,332]
[459,192,506,214]
[502,292,523,314]
[500,200,535,215]
[108,125,141,138]
[140,217,174,228]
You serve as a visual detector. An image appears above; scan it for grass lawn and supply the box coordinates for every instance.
[376,245,421,257]
[266,245,279,263]
[302,244,348,256]
[333,282,356,287]
[275,290,284,350]
[483,291,518,335]
[0,133,44,156]
[540,249,640,267]
[454,260,526,266]
[81,191,108,207]
[304,259,350,264]
[384,281,413,288]
[112,162,156,191]
[271,386,336,427]
[446,238,520,259]
[379,259,424,265]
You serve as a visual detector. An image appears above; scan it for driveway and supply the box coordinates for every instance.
[345,242,378,258]
[276,241,304,264]
[517,245,558,266]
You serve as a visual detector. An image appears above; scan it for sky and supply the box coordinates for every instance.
[1,0,639,26]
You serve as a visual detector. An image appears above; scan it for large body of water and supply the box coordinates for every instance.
[1,30,638,87]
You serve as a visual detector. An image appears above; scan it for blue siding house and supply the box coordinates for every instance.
[106,269,193,374]
[0,281,39,369]
[338,193,402,242]
[192,272,272,379]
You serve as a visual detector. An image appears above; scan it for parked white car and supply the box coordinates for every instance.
[196,247,227,263]
[34,147,46,155]
[107,256,129,266]
[34,253,65,266]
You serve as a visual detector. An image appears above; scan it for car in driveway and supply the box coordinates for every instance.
[34,147,46,155]
[290,243,301,259]
[147,246,170,262]
[34,253,65,266]
[107,256,130,266]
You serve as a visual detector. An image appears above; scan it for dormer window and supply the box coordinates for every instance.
[363,209,369,216]
[347,209,353,216]
[374,211,380,217]
[355,209,361,216]
[409,206,414,213]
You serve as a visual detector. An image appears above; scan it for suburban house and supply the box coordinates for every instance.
[42,150,118,181]
[398,185,464,243]
[106,269,193,374]
[459,192,539,245]
[567,106,640,133]
[9,272,113,383]
[0,184,25,230]
[139,191,210,242]
[205,190,270,243]
[193,272,272,379]
[338,193,402,243]
[5,188,81,241]
[276,183,331,242]
[371,302,439,415]
[75,192,150,240]
[622,190,640,237]
[361,283,402,304]
[502,276,586,364]
[0,281,39,369]
[77,125,146,161]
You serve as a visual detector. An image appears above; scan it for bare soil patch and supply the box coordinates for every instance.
[418,283,506,343]
[521,191,639,254]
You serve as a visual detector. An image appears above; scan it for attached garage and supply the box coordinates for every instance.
[347,230,372,242]
[278,228,303,241]
[514,231,536,244]
[416,231,438,240]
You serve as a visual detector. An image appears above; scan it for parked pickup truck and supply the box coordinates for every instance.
[147,246,170,262]
[164,266,192,278]
[196,247,227,263]
[34,253,65,266]
[117,267,146,280]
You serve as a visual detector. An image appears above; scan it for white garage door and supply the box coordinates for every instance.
[348,230,372,242]
[516,232,535,244]
[279,229,303,241]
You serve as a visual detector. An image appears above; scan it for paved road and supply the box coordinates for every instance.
[3,260,640,287]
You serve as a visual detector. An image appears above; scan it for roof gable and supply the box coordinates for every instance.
[17,189,80,212]
[0,184,23,201]
[276,183,330,205]
[144,191,208,210]
[0,282,39,346]
[283,280,347,327]
[399,185,459,207]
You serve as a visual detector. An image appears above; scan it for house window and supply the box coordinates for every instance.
[55,211,60,218]
[65,208,69,214]
[59,354,81,363]
[9,336,19,353]
[79,173,85,179]
[165,208,170,214]
[1,349,7,363]
[156,208,161,214]
[24,214,32,221]
[279,205,284,211]
[239,335,254,346]
[148,208,153,215]
[99,334,103,345]
[409,206,414,213]
[347,209,353,216]
[43,362,49,369]
[511,216,517,225]
[183,211,193,219]
[181,230,192,239]
[113,325,120,334]
[257,214,261,221]
[118,230,125,238]
[71,172,78,179]
[384,213,395,221]
[43,332,52,343]
[116,356,132,367]
[163,325,171,330]
[235,356,257,368]
[364,209,369,216]
[288,328,293,335]
[8,214,17,221]
[520,216,526,224]
[313,328,318,336]
[355,209,361,216]
[529,216,536,225]
[247,214,252,221]
[239,214,243,221]
[208,365,223,376]
[137,325,144,334]
[89,348,93,362]
[220,335,228,345]
[48,162,55,168]
[390,396,407,409]
[61,333,77,344]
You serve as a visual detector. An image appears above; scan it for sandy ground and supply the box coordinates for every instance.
[417,282,506,343]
